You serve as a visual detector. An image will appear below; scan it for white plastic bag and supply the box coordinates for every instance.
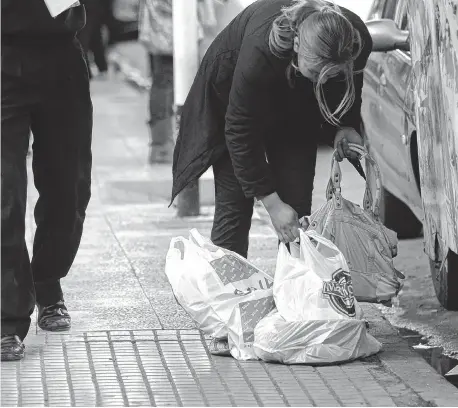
[227,289,275,361]
[253,310,381,365]
[254,229,381,365]
[165,229,273,339]
[274,229,364,321]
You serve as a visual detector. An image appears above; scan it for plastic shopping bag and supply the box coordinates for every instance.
[165,229,273,339]
[227,289,275,360]
[307,143,404,304]
[274,229,364,321]
[253,310,381,365]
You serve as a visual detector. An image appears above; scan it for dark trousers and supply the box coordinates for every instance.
[1,41,93,340]
[211,142,318,258]
[148,54,174,131]
[78,1,108,77]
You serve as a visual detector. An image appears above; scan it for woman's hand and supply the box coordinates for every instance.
[334,127,364,162]
[260,193,300,243]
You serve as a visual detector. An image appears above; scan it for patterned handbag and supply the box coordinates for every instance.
[306,144,405,305]
[138,0,173,55]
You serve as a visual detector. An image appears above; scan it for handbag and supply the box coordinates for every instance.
[306,144,405,304]
[138,0,173,55]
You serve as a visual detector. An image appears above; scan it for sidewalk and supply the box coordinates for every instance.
[1,77,458,407]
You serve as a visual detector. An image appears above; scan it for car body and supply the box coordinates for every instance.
[362,0,423,219]
[362,0,458,309]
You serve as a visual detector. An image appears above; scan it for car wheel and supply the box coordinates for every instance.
[379,187,423,239]
[430,240,458,311]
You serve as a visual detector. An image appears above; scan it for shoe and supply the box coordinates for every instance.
[1,335,25,361]
[37,301,71,332]
[208,338,231,356]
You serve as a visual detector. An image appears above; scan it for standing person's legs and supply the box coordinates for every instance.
[89,8,108,75]
[30,42,92,330]
[267,140,318,220]
[148,54,174,163]
[211,152,254,258]
[90,28,108,74]
[1,70,37,359]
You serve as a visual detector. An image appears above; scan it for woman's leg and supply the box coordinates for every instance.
[211,152,254,258]
[267,141,318,219]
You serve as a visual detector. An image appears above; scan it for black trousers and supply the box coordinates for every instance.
[148,54,174,131]
[1,40,93,340]
[211,142,318,258]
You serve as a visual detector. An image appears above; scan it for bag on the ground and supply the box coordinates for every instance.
[253,230,381,365]
[274,229,364,321]
[227,288,275,360]
[307,143,404,304]
[253,309,382,365]
[165,229,274,340]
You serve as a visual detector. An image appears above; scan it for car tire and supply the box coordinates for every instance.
[430,242,458,311]
[379,187,423,239]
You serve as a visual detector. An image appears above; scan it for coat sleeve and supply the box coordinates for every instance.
[224,38,278,199]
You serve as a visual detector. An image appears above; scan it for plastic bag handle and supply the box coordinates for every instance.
[189,228,207,247]
[297,229,344,268]
[299,229,343,258]
[325,143,382,219]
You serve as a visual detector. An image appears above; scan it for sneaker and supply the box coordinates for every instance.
[208,338,231,356]
[37,301,71,332]
[1,335,25,361]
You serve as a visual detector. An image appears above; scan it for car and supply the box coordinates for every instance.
[362,0,458,310]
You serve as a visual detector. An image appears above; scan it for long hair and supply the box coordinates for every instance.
[269,0,363,126]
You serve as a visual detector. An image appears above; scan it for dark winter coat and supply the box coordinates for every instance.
[171,0,372,204]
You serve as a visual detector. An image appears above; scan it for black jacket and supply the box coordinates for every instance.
[171,0,372,204]
[1,0,86,40]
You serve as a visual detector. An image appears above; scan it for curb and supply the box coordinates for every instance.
[365,304,458,406]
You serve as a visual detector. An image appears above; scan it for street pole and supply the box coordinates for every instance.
[173,0,200,217]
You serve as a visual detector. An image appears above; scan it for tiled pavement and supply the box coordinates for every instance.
[0,328,447,407]
[2,76,458,407]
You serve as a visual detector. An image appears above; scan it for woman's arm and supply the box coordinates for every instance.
[224,38,278,200]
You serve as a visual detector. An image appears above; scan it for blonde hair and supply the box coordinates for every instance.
[269,0,363,126]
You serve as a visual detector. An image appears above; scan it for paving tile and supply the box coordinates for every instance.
[2,328,445,407]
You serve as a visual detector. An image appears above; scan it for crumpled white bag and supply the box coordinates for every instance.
[253,229,381,365]
[165,229,273,340]
[227,288,275,361]
[253,309,382,365]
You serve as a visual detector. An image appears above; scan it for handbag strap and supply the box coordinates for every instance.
[325,143,382,220]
